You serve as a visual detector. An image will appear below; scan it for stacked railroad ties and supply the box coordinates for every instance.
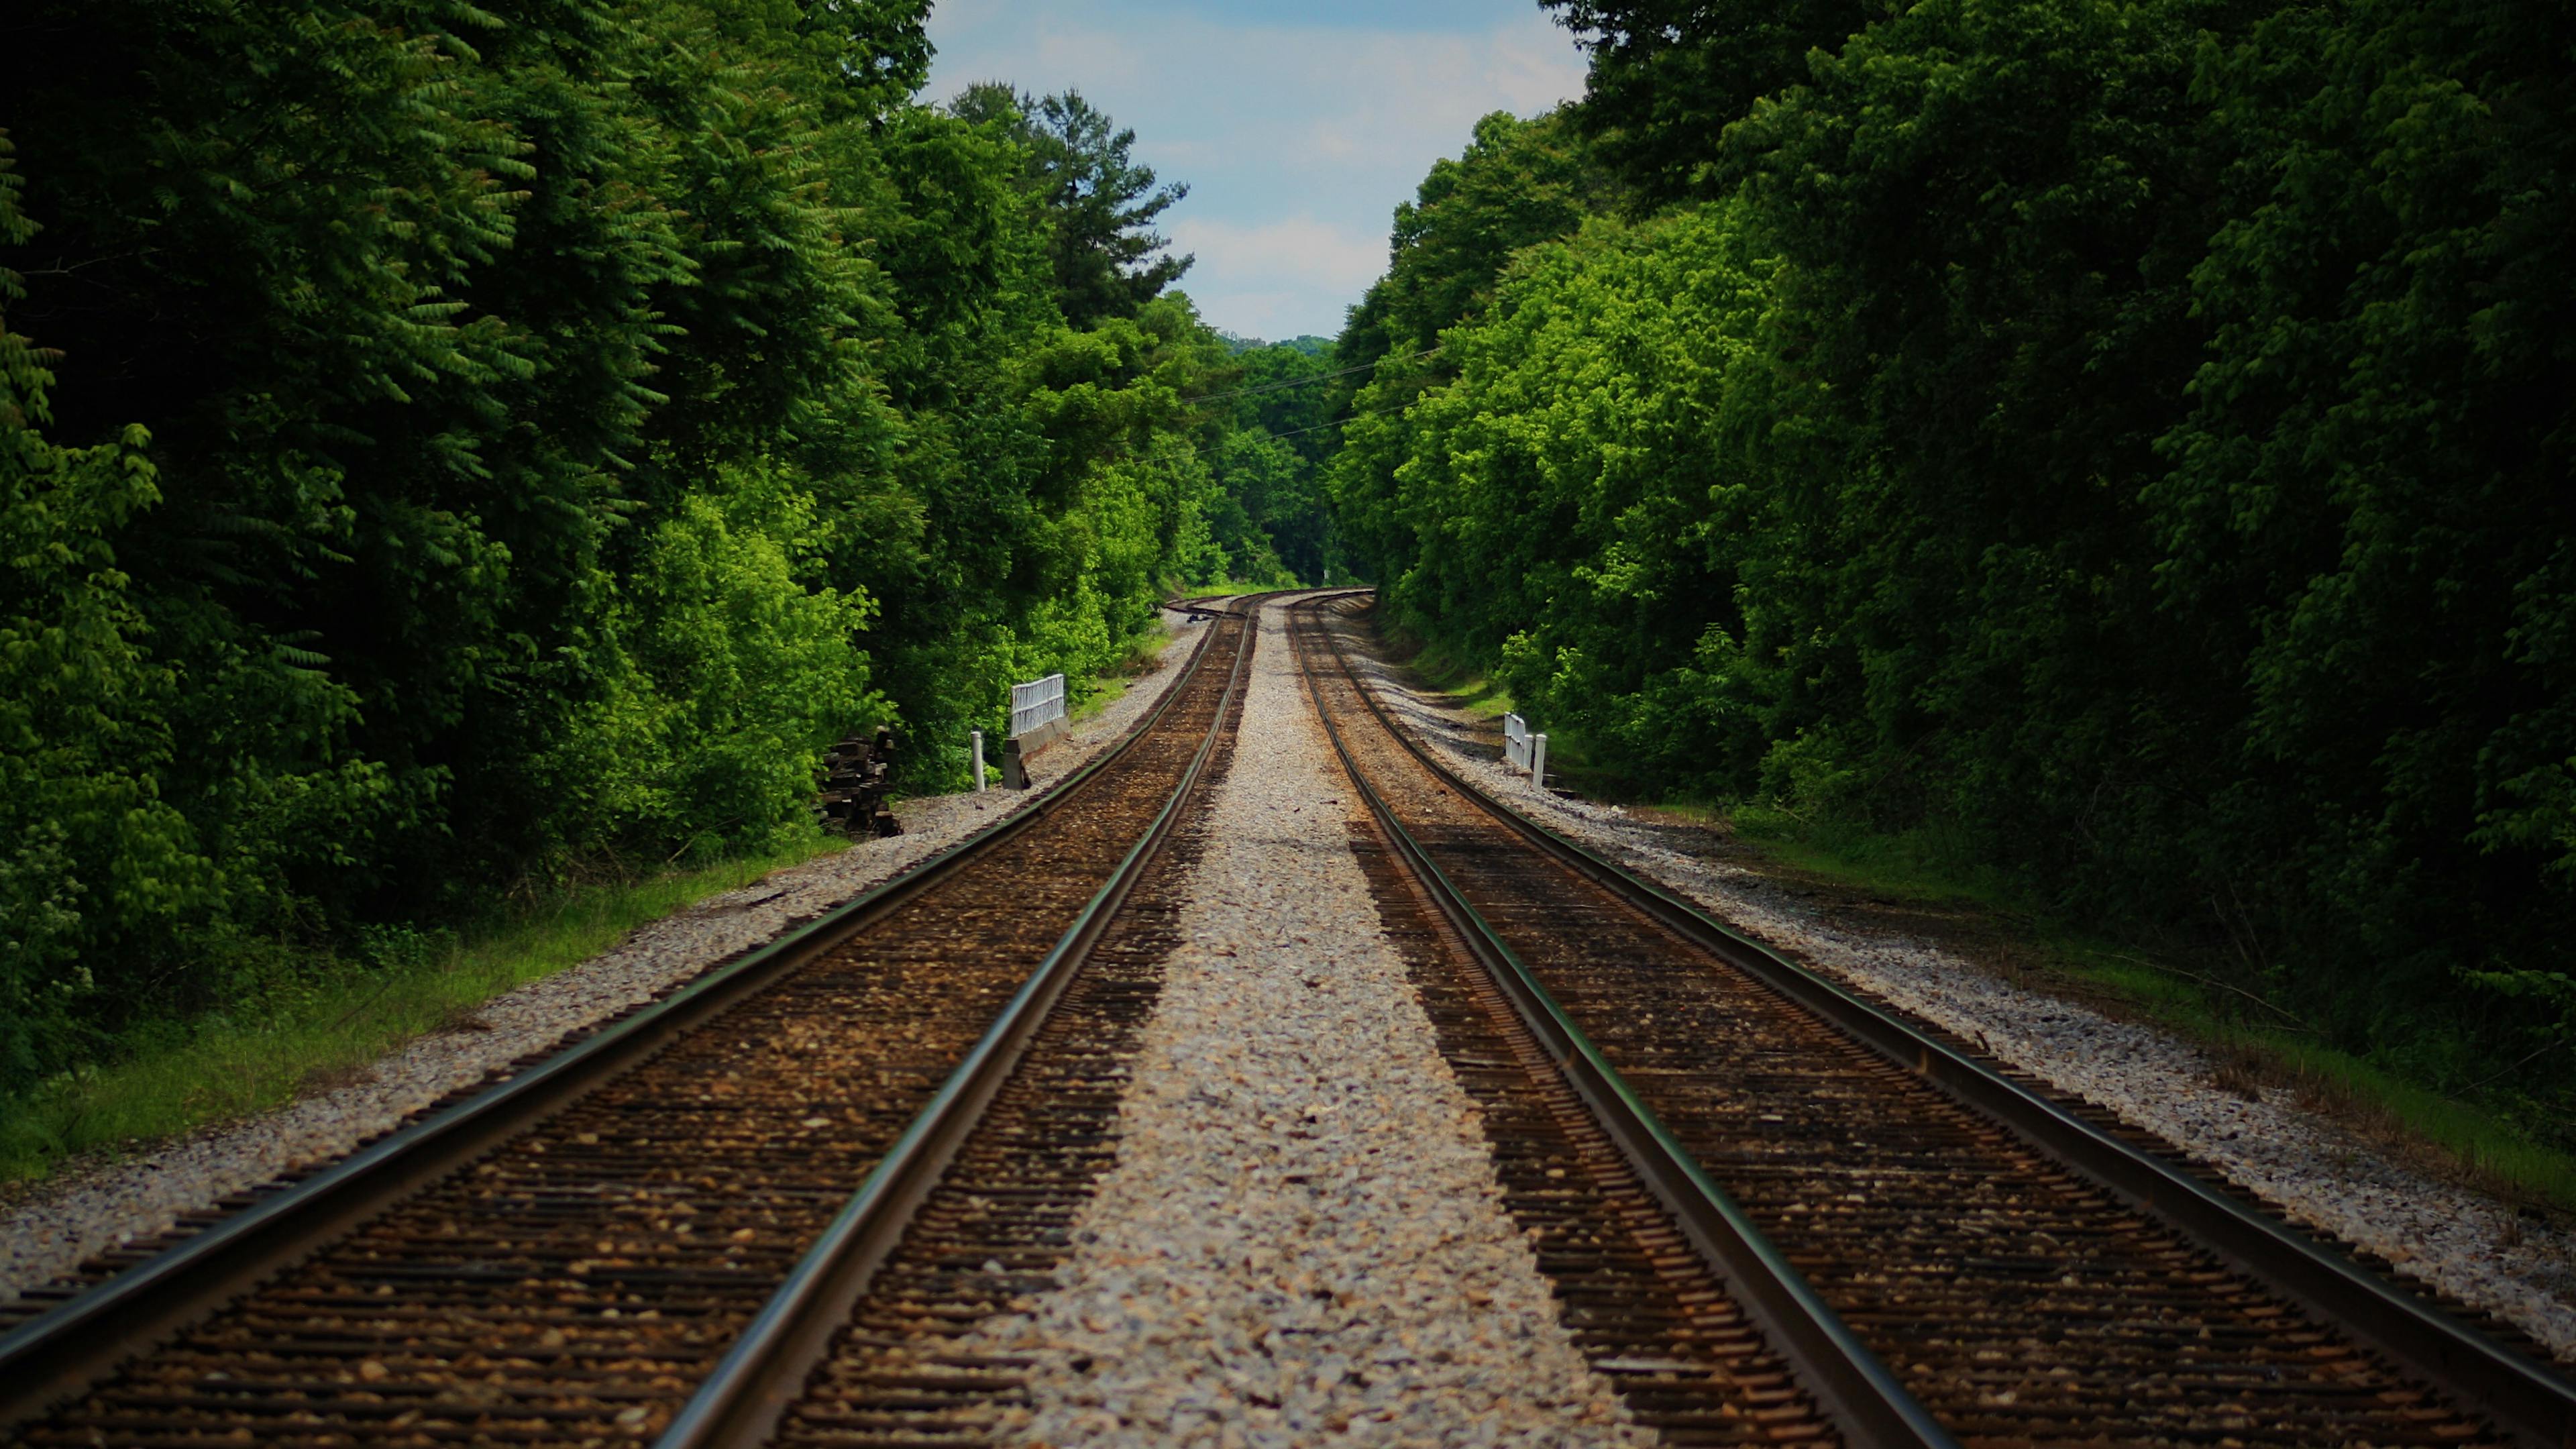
[3,588,2573,1447]
[817,727,901,837]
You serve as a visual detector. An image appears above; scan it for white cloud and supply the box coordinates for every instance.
[1185,288,1342,343]
[924,2,1587,338]
[1168,216,1385,340]
[1167,215,1386,296]
[1028,25,1146,91]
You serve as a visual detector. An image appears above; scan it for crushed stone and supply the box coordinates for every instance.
[955,596,1652,1448]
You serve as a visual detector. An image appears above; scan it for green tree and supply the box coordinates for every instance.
[1187,340,1351,584]
[1334,0,2576,1118]
[2148,0,2576,1044]
[949,84,1193,327]
[0,0,1256,1102]
[1333,109,1615,586]
[1542,0,1876,204]
[0,139,209,1077]
[1371,205,1776,790]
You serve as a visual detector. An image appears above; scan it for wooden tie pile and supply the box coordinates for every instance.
[819,727,902,837]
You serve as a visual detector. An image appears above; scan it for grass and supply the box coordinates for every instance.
[1171,580,1279,600]
[0,830,849,1189]
[1729,806,2051,924]
[1068,621,1174,725]
[1383,633,1515,720]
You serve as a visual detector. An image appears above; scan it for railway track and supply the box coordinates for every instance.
[1338,800,1849,1446]
[1292,592,2576,1448]
[738,629,1244,1449]
[13,588,2568,1448]
[0,596,1267,1449]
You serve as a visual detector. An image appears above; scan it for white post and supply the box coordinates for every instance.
[1532,733,1548,790]
[971,729,986,792]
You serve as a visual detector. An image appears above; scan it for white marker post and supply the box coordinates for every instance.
[1503,713,1548,788]
[1004,672,1070,790]
[971,729,987,792]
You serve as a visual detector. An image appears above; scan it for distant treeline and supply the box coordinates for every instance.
[0,0,1334,1091]
[1328,0,2575,1121]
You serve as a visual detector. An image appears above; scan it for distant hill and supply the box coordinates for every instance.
[1216,332,1334,357]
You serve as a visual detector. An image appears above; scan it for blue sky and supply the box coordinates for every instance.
[922,1,1589,342]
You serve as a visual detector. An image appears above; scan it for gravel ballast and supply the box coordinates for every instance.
[951,596,1651,1447]
[1324,604,2576,1366]
[0,612,1212,1307]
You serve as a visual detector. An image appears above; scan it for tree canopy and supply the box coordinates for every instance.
[1331,0,2576,1133]
[0,0,1321,1102]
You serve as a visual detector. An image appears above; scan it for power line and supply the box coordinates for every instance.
[1262,395,1423,440]
[1181,347,1442,406]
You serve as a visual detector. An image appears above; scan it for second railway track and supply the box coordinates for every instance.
[0,596,1269,1449]
[1292,591,2576,1449]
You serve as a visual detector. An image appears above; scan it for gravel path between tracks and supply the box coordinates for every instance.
[1324,606,2576,1366]
[954,597,1651,1448]
[0,611,1214,1308]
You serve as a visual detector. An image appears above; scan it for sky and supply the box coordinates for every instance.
[922,0,1591,343]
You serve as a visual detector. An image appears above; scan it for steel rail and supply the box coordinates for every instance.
[1302,592,2576,1449]
[655,592,1272,1449]
[1289,594,1957,1449]
[0,598,1252,1434]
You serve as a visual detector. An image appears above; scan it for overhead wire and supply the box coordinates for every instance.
[1260,396,1424,440]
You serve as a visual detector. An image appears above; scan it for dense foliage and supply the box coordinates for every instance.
[0,0,1322,1094]
[1333,0,2576,1122]
[1196,339,1351,588]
